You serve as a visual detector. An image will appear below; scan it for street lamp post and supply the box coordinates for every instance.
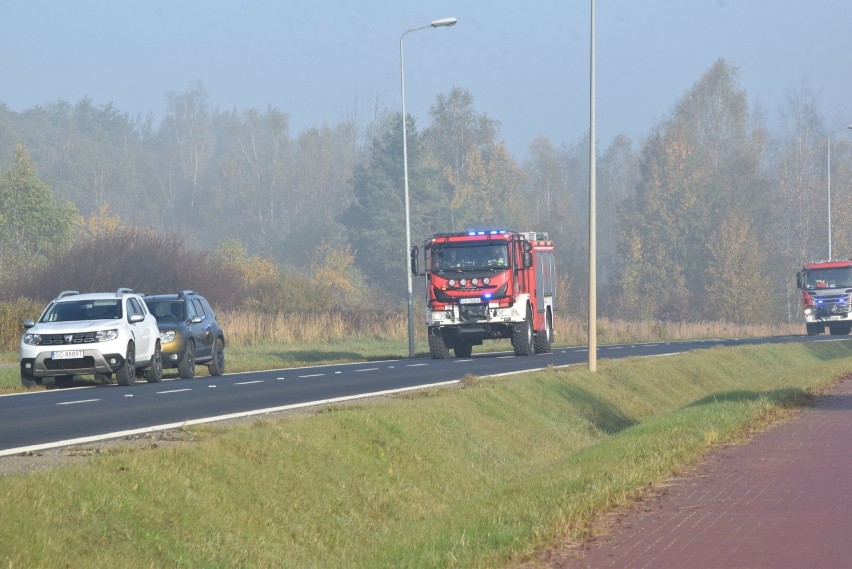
[588,0,597,372]
[828,125,852,259]
[400,17,457,358]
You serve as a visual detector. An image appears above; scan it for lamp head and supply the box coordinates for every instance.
[431,17,457,28]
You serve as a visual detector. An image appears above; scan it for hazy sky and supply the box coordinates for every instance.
[1,1,851,157]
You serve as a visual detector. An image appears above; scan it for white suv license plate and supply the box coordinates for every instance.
[459,298,483,305]
[52,350,83,360]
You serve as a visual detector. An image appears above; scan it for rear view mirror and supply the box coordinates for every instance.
[410,246,420,276]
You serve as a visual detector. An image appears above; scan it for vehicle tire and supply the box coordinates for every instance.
[146,342,163,383]
[512,306,535,356]
[806,323,822,336]
[178,340,195,379]
[829,324,850,336]
[428,329,450,359]
[115,343,136,386]
[208,338,225,376]
[454,343,473,358]
[54,375,74,388]
[94,373,112,384]
[533,310,553,354]
[21,370,39,388]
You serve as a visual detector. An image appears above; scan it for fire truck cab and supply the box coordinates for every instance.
[796,259,852,335]
[412,230,555,358]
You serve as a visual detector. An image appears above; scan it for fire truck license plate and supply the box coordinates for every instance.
[459,298,482,305]
[52,350,83,360]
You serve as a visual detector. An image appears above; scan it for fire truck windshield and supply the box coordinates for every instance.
[804,267,852,289]
[429,243,509,272]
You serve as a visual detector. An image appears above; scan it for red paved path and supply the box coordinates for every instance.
[550,377,852,569]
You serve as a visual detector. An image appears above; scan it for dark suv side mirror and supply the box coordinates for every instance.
[796,271,804,290]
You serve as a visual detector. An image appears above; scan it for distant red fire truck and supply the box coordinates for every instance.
[796,259,852,336]
[411,230,556,358]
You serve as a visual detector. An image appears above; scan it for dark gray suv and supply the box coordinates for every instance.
[143,290,225,379]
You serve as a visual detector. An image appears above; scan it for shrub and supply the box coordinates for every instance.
[0,298,44,351]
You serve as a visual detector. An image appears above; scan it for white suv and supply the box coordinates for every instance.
[20,289,163,387]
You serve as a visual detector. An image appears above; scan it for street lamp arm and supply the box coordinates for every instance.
[401,17,457,42]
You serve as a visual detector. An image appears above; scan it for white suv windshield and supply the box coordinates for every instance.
[40,299,122,322]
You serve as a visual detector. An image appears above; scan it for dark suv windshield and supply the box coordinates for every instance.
[147,300,186,322]
[41,299,122,322]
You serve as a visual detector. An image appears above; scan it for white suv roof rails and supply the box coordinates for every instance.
[54,290,80,300]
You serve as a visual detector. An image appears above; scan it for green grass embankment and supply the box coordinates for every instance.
[1,341,851,568]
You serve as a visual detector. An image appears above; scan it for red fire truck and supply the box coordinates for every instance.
[796,259,852,335]
[411,230,556,358]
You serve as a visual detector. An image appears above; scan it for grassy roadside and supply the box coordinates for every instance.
[2,341,850,568]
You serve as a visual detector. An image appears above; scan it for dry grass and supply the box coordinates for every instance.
[219,309,409,346]
[218,309,803,349]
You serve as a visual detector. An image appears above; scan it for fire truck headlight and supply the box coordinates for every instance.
[804,307,814,315]
[460,279,467,286]
[448,279,456,287]
[483,277,490,285]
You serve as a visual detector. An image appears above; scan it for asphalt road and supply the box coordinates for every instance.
[0,335,833,456]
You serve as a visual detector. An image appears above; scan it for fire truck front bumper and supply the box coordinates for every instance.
[426,301,525,326]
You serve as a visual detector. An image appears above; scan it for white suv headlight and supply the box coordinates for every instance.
[96,329,119,342]
[160,331,176,343]
[23,333,42,345]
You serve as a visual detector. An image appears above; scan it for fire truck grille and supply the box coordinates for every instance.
[814,294,852,316]
[459,304,488,322]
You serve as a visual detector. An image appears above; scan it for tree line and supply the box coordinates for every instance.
[1,59,850,325]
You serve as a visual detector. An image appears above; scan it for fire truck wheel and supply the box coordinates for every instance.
[454,343,473,358]
[512,307,535,356]
[534,312,552,354]
[806,323,822,336]
[429,331,450,359]
[829,324,851,336]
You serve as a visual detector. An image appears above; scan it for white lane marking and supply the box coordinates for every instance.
[454,359,473,363]
[157,388,192,394]
[497,355,515,359]
[642,352,681,358]
[406,363,428,367]
[298,374,325,378]
[235,380,264,385]
[0,379,461,457]
[57,399,100,405]
[607,346,624,350]
[355,368,379,372]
